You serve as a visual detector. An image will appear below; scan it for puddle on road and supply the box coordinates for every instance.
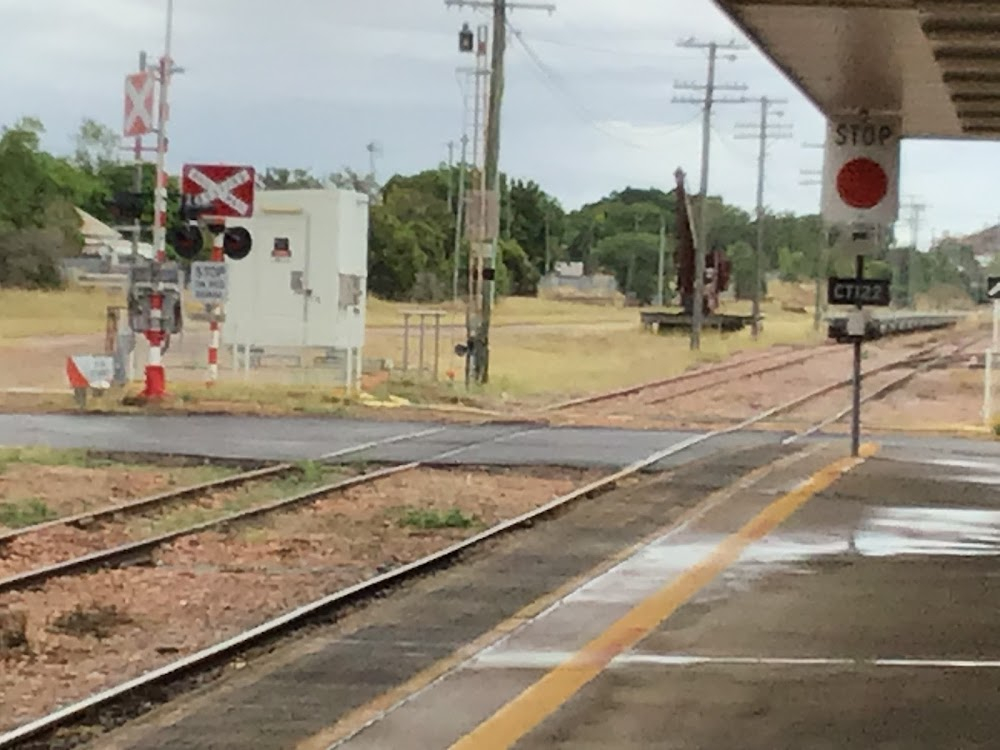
[742,506,1000,563]
[565,539,723,605]
[857,506,1000,557]
[910,457,1000,473]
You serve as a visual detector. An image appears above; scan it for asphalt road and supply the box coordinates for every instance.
[2,413,999,471]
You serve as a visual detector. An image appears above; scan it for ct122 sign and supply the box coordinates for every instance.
[827,277,891,307]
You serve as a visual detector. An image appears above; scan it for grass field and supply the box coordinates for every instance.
[365,295,634,327]
[0,287,633,341]
[0,288,120,340]
[0,283,842,408]
[430,302,821,398]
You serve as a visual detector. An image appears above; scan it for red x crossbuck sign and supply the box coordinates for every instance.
[124,72,155,137]
[181,164,256,218]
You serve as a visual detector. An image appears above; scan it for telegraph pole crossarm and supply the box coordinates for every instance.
[445,0,556,10]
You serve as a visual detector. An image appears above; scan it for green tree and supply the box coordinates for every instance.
[0,119,82,288]
[73,118,120,173]
[594,232,663,304]
[727,240,757,300]
[777,245,807,281]
[508,178,564,283]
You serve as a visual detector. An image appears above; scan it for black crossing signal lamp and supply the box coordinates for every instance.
[169,225,204,260]
[179,194,213,222]
[223,226,252,260]
[107,191,144,222]
[459,22,474,53]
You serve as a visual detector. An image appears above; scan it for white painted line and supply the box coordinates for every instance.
[466,651,1000,670]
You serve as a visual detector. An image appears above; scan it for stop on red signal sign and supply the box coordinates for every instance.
[821,114,900,228]
[836,157,888,210]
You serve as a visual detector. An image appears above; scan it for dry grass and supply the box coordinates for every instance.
[366,295,635,327]
[0,283,826,409]
[1,289,635,342]
[483,306,823,397]
[0,288,122,340]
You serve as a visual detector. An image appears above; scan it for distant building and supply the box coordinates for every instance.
[75,207,154,265]
[552,261,584,278]
[538,262,619,302]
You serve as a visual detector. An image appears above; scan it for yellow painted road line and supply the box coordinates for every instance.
[298,447,820,750]
[449,442,880,750]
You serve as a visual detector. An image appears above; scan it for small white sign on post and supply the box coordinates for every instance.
[190,262,229,303]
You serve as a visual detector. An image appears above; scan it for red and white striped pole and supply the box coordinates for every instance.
[141,0,174,401]
[207,229,224,385]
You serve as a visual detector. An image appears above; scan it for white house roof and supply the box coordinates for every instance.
[75,207,121,241]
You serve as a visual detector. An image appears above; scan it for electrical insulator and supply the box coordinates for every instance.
[169,225,204,260]
[459,22,474,53]
[223,226,252,260]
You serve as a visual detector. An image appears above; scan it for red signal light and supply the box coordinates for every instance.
[836,157,888,210]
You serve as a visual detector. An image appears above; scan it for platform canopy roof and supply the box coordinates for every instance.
[712,0,1000,139]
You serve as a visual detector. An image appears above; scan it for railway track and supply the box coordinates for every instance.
[0,331,974,750]
[541,326,961,419]
[0,434,426,550]
[541,344,839,413]
[0,422,545,595]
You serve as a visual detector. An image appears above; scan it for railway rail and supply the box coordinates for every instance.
[542,344,842,413]
[826,311,962,342]
[544,331,967,425]
[0,331,976,750]
[0,339,925,597]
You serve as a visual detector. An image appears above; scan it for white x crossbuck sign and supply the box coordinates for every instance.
[183,165,256,218]
[124,72,155,137]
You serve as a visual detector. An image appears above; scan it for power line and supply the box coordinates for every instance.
[522,31,703,61]
[509,26,701,150]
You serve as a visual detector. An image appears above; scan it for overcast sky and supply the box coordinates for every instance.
[4,0,1000,249]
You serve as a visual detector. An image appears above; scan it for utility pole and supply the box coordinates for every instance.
[132,50,148,266]
[900,197,926,309]
[446,140,455,214]
[544,210,552,275]
[802,141,826,330]
[453,134,469,302]
[142,0,177,400]
[735,96,792,339]
[674,39,747,351]
[455,28,490,385]
[366,141,382,194]
[446,0,555,384]
[657,213,667,307]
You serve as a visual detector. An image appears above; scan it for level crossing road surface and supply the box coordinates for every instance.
[1,412,999,470]
[77,437,1000,750]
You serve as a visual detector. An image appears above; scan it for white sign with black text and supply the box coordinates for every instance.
[190,262,229,303]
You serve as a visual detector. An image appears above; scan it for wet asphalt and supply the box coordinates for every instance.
[76,436,1000,750]
[2,412,998,470]
[6,411,1000,749]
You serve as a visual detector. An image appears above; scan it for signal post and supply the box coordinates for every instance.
[821,111,901,456]
[171,164,256,385]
